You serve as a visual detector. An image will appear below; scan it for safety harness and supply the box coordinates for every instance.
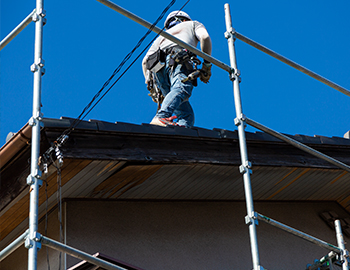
[146,46,203,110]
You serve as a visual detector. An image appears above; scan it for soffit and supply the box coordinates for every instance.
[1,158,349,249]
[2,117,350,248]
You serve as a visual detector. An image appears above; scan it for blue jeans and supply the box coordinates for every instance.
[154,55,194,127]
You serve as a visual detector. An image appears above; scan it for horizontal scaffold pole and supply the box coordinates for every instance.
[41,236,128,270]
[0,9,35,51]
[306,251,338,270]
[257,213,342,253]
[0,230,29,262]
[245,116,350,173]
[96,0,233,73]
[235,32,350,98]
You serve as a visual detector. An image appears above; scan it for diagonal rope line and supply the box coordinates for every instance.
[43,0,191,164]
[78,2,191,124]
[58,0,178,142]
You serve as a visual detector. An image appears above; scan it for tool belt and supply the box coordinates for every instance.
[167,46,199,86]
[166,46,195,67]
[145,48,166,73]
[146,46,199,86]
[146,46,195,71]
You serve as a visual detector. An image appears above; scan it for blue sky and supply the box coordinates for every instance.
[1,0,350,147]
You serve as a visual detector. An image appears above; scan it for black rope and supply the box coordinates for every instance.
[39,3,193,266]
[78,30,160,122]
[43,0,191,162]
[44,179,51,270]
[77,0,192,126]
[56,0,178,144]
[50,156,63,270]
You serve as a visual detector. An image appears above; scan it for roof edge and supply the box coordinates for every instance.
[0,123,31,169]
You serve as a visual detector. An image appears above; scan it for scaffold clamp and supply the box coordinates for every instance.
[245,211,259,225]
[32,8,46,21]
[235,114,246,125]
[240,164,253,175]
[234,117,240,126]
[25,231,42,250]
[224,27,236,40]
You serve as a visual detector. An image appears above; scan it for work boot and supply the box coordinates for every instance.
[150,116,177,126]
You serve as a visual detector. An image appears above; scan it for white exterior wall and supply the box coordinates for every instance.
[65,200,349,270]
[1,200,349,270]
[1,206,64,270]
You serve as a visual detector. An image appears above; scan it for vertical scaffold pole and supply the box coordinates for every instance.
[335,220,349,270]
[26,0,45,269]
[224,4,262,270]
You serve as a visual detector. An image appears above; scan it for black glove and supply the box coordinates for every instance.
[200,62,212,83]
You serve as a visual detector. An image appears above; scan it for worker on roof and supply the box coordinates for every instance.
[142,10,212,127]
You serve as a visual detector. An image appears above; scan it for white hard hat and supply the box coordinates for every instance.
[164,11,191,29]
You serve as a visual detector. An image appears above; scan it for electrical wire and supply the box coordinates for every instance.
[37,2,194,269]
[57,168,63,270]
[40,2,192,266]
[77,2,192,122]
[50,156,63,270]
[55,0,181,145]
[77,29,159,122]
[42,0,193,162]
[44,179,51,270]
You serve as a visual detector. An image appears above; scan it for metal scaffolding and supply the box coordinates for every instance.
[0,0,46,269]
[223,3,349,269]
[1,1,350,269]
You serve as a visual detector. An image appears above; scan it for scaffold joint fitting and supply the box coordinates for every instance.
[38,58,45,67]
[38,8,46,17]
[26,175,35,185]
[224,27,236,40]
[229,69,241,82]
[30,59,45,74]
[32,13,39,22]
[28,117,36,126]
[235,69,241,77]
[245,160,252,169]
[235,114,247,127]
[30,64,38,73]
[234,117,241,126]
[28,115,44,127]
[33,8,46,20]
[26,170,43,186]
[25,232,42,249]
[229,71,236,81]
[245,212,259,225]
[239,165,253,175]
